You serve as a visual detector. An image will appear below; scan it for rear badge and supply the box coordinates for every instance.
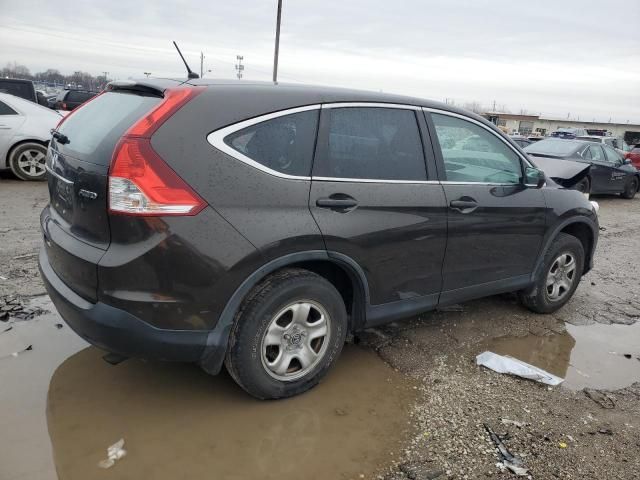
[78,189,98,200]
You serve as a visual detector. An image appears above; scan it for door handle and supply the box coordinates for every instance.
[316,196,358,210]
[449,199,478,213]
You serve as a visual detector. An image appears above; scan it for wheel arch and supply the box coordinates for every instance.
[534,217,597,280]
[5,138,49,168]
[199,250,369,374]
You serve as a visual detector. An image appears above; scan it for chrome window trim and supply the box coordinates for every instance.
[207,104,321,181]
[313,176,439,184]
[321,102,420,110]
[423,107,534,171]
[440,181,523,186]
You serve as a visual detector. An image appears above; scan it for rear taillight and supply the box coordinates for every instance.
[108,86,206,216]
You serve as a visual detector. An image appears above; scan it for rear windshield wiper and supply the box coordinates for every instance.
[50,128,69,145]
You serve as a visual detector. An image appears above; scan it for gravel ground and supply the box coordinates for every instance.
[1,173,639,480]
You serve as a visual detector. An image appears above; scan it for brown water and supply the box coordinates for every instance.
[46,345,415,480]
[485,322,640,390]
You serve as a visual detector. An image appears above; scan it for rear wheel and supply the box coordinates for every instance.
[224,268,347,399]
[621,177,638,199]
[519,233,584,314]
[9,142,47,181]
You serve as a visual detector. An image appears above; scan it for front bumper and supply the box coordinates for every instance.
[39,247,212,363]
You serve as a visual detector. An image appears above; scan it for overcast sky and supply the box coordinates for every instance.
[1,0,639,123]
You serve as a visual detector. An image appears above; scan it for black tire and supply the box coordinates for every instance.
[224,268,347,399]
[621,177,638,199]
[8,142,47,181]
[574,177,590,195]
[519,233,584,314]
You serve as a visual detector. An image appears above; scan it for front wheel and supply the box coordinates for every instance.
[224,268,347,399]
[9,142,48,181]
[621,177,638,199]
[519,233,584,314]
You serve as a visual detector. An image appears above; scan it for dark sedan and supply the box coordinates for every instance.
[524,138,639,198]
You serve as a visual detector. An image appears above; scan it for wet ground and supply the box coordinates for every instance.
[1,173,639,479]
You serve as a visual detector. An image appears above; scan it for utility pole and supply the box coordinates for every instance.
[492,100,496,111]
[272,0,283,83]
[143,72,151,78]
[102,71,109,81]
[235,55,244,80]
[200,52,204,78]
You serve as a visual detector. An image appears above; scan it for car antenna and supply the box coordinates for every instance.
[173,41,199,79]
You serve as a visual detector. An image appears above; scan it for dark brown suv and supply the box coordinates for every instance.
[40,79,599,398]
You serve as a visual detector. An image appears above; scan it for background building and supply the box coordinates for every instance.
[484,112,640,145]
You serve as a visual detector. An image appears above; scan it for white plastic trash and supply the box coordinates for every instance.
[476,351,564,386]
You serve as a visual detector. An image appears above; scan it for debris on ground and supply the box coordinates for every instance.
[501,418,526,428]
[98,438,127,469]
[1,344,33,360]
[583,388,616,409]
[484,423,529,476]
[476,351,564,386]
[0,295,47,321]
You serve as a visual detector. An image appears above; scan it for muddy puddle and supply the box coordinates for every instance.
[46,345,415,480]
[485,321,640,390]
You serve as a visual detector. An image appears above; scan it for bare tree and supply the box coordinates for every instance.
[462,101,485,114]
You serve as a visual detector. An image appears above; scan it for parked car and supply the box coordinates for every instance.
[0,78,37,103]
[0,92,62,180]
[626,144,640,170]
[575,135,631,156]
[524,138,639,198]
[550,128,588,139]
[510,136,532,148]
[40,80,599,399]
[53,89,98,111]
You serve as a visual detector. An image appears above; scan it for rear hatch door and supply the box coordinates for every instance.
[45,88,164,300]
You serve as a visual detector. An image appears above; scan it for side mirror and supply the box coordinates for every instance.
[623,158,632,166]
[524,166,545,189]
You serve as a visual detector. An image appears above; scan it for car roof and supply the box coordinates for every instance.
[0,78,33,84]
[114,77,494,125]
[0,92,61,116]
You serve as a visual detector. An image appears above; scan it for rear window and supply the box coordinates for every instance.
[0,80,35,102]
[575,136,600,143]
[224,110,319,177]
[523,139,579,156]
[58,91,160,165]
[0,100,17,115]
[66,91,95,103]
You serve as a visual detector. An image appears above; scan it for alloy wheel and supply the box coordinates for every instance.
[545,253,576,302]
[16,148,46,178]
[261,300,331,381]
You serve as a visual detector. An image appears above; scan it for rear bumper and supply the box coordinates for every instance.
[39,247,212,363]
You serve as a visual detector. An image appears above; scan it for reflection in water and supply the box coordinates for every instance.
[484,322,640,390]
[47,345,415,480]
[485,331,575,378]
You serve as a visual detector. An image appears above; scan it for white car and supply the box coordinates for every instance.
[0,92,62,181]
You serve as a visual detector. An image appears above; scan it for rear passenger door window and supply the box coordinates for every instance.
[431,113,522,184]
[223,109,319,177]
[0,101,17,115]
[589,145,605,162]
[314,107,426,180]
[603,145,622,164]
